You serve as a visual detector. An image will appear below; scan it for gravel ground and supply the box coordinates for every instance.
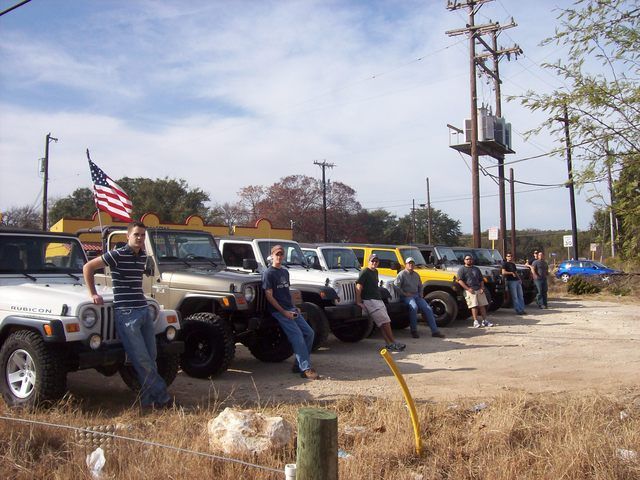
[67,296,640,407]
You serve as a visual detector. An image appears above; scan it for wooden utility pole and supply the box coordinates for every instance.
[313,160,335,242]
[296,408,338,480]
[41,132,58,231]
[446,0,520,248]
[426,177,432,244]
[556,105,579,259]
[509,168,516,258]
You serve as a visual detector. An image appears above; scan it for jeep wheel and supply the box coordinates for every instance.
[244,322,293,362]
[524,291,537,305]
[0,330,67,407]
[425,291,458,328]
[300,302,329,351]
[119,351,180,392]
[180,313,235,378]
[330,317,374,343]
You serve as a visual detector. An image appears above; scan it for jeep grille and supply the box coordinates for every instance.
[97,305,118,343]
[336,281,357,304]
[253,284,267,313]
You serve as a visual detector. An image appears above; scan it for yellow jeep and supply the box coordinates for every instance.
[347,244,465,327]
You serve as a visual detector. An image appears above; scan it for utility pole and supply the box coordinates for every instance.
[446,0,520,248]
[41,132,58,231]
[605,146,616,257]
[313,160,335,242]
[426,177,432,244]
[509,168,516,258]
[555,105,579,260]
[411,199,417,243]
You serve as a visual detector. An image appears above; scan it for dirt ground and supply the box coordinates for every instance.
[67,296,640,407]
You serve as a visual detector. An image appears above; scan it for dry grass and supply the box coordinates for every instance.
[1,389,639,479]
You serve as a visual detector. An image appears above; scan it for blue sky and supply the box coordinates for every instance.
[0,0,601,234]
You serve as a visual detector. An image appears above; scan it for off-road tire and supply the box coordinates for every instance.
[330,317,374,343]
[0,330,67,407]
[300,302,329,351]
[244,321,293,362]
[486,289,500,312]
[424,291,458,328]
[180,312,235,378]
[524,291,537,305]
[118,351,180,392]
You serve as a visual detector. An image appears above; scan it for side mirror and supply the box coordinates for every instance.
[243,258,259,271]
[144,257,155,276]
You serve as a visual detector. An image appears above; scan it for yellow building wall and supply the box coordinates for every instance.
[50,211,293,243]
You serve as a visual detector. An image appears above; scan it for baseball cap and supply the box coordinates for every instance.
[271,244,284,255]
[368,253,379,262]
[405,257,415,264]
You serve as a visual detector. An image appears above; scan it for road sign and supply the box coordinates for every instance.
[590,243,598,252]
[488,227,499,241]
[563,235,573,247]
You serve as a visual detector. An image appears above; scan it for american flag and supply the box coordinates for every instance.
[88,159,133,222]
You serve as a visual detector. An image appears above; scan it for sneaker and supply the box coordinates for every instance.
[410,330,420,339]
[432,331,446,338]
[482,320,494,327]
[386,343,405,352]
[291,363,301,374]
[473,320,482,328]
[300,368,320,380]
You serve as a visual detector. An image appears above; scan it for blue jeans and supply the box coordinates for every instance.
[115,306,170,407]
[403,295,439,333]
[534,278,548,307]
[507,280,525,313]
[272,309,315,372]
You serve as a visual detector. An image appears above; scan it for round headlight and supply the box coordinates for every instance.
[81,307,98,328]
[243,285,255,303]
[148,303,159,321]
[166,326,177,341]
[89,334,102,350]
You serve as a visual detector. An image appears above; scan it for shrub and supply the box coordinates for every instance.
[567,276,601,295]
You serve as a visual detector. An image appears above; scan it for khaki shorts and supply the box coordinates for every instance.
[464,290,489,309]
[361,299,391,327]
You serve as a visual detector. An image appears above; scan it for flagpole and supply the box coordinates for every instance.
[87,149,105,249]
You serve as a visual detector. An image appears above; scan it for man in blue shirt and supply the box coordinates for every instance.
[83,221,173,409]
[262,244,319,380]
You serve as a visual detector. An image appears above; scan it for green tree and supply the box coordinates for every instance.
[49,188,96,224]
[404,208,462,246]
[515,0,640,259]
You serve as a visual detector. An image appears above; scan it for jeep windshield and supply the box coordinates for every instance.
[488,249,504,264]
[0,234,86,274]
[320,248,360,270]
[398,248,428,267]
[149,231,223,266]
[435,246,460,265]
[475,248,499,265]
[453,247,493,266]
[257,241,308,267]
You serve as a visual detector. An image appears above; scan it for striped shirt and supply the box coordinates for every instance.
[102,244,148,308]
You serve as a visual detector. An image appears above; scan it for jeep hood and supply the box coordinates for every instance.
[1,281,114,315]
[161,268,260,290]
[286,267,356,285]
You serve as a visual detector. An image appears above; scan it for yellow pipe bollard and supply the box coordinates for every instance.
[380,348,422,456]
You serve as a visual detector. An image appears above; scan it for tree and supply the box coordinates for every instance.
[237,185,266,223]
[515,0,640,259]
[48,177,211,224]
[352,209,401,244]
[0,205,42,229]
[409,208,462,246]
[49,188,96,224]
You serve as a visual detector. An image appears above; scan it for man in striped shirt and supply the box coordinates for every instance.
[83,221,172,409]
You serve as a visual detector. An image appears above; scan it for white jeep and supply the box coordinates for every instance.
[0,229,183,407]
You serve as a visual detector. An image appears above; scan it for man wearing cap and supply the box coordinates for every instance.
[356,254,406,352]
[395,257,446,339]
[262,244,319,380]
[457,254,493,328]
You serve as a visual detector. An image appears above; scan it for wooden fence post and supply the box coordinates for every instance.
[296,408,338,480]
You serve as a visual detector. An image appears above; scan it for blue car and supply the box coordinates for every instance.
[555,260,622,282]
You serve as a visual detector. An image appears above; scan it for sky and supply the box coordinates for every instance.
[0,0,603,234]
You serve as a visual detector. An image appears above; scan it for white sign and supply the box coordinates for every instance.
[563,235,573,247]
[488,227,499,241]
[590,243,598,252]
